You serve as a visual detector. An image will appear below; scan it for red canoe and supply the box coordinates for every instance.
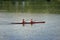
[11,21,45,24]
[11,19,45,26]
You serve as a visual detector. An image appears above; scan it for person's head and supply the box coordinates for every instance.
[31,19,33,21]
[23,19,24,20]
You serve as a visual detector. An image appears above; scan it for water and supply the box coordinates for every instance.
[0,12,60,40]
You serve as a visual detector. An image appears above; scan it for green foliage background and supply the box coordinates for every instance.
[0,0,60,13]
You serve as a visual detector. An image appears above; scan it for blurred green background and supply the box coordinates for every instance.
[0,0,60,13]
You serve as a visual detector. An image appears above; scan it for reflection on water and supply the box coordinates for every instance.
[0,13,60,40]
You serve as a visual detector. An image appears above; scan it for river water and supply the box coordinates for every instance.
[0,12,60,40]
